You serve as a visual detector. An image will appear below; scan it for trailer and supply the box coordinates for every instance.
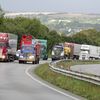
[51,44,64,61]
[64,42,81,59]
[79,44,100,60]
[0,32,17,61]
[35,39,48,60]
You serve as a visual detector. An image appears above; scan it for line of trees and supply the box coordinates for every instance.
[0,16,62,51]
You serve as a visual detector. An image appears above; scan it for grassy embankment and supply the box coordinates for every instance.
[34,60,100,100]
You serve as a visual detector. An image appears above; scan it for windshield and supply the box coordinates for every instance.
[53,46,63,51]
[21,46,34,53]
[22,46,33,50]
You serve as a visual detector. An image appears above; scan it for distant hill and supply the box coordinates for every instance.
[4,12,100,35]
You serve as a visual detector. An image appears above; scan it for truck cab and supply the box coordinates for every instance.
[19,35,41,64]
[0,33,8,61]
[19,45,35,63]
[51,44,64,61]
[79,44,90,60]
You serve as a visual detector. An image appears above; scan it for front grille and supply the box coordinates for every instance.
[26,53,32,58]
[54,50,61,56]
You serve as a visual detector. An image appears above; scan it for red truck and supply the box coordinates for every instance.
[18,35,41,64]
[0,32,18,61]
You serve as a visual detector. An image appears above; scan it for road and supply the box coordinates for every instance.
[71,64,100,76]
[0,60,84,100]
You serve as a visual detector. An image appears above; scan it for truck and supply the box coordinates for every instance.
[59,42,100,60]
[35,39,48,60]
[18,35,41,64]
[79,44,100,60]
[51,44,65,61]
[0,32,18,61]
[64,42,81,59]
[51,43,72,61]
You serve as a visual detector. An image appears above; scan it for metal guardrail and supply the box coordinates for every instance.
[49,60,100,86]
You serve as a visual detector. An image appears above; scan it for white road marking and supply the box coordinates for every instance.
[25,66,80,100]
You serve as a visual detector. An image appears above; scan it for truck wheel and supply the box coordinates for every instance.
[35,60,37,64]
[32,61,35,64]
[8,55,11,62]
[52,58,54,61]
[43,55,48,60]
[24,61,26,64]
[37,58,39,64]
[43,57,48,60]
[8,55,14,62]
[11,56,14,62]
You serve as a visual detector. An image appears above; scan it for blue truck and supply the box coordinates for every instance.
[18,35,41,64]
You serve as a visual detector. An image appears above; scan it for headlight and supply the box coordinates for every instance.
[20,55,23,58]
[16,53,19,57]
[29,56,34,59]
[2,55,5,59]
[61,51,64,56]
[52,51,54,55]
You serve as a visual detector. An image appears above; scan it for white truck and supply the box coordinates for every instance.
[79,44,100,60]
[51,44,64,61]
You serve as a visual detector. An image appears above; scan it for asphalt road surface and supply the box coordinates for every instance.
[71,64,100,76]
[0,60,84,100]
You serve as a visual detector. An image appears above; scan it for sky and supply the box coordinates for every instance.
[0,0,100,13]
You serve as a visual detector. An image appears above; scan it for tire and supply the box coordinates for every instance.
[8,55,14,62]
[52,58,55,61]
[32,61,35,64]
[24,61,26,64]
[37,58,39,64]
[35,60,37,64]
[43,55,48,60]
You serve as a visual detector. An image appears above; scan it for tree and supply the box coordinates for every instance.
[46,30,62,53]
[0,5,4,25]
[71,29,100,45]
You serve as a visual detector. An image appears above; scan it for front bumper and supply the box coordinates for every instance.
[52,55,64,60]
[19,57,35,62]
[0,56,7,61]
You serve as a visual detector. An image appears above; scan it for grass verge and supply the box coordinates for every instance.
[34,63,100,100]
